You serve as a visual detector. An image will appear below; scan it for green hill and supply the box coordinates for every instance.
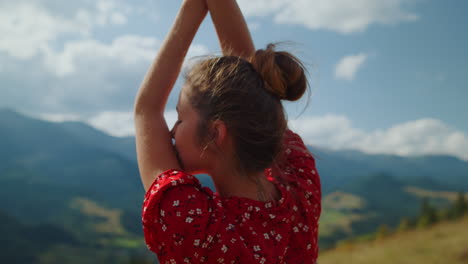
[2,108,468,261]
[0,210,77,263]
[318,179,465,249]
[318,216,468,264]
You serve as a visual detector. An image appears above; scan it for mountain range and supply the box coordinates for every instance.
[1,108,467,262]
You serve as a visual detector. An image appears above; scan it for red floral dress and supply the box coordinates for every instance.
[142,129,321,264]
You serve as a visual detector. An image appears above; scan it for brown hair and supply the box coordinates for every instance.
[185,43,308,179]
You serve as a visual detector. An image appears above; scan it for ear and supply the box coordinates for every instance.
[210,119,228,148]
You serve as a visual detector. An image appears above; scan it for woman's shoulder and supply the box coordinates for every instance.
[144,169,201,190]
[142,169,216,254]
[142,169,214,220]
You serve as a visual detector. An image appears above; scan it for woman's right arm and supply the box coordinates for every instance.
[134,0,208,191]
[206,0,255,58]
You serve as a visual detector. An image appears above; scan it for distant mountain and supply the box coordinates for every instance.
[3,108,466,194]
[310,146,468,193]
[0,109,142,209]
[59,121,136,161]
[1,108,468,257]
[0,109,214,225]
[2,108,467,210]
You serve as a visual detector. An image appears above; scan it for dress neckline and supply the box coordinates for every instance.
[211,170,289,210]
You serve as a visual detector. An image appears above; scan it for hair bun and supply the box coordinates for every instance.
[250,43,307,101]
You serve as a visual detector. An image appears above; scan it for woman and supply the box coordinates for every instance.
[134,0,321,263]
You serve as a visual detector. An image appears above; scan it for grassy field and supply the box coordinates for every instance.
[318,215,468,264]
[405,187,468,202]
[70,197,127,235]
[320,192,372,237]
[322,192,367,210]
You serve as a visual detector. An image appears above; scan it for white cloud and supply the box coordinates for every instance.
[182,44,212,72]
[37,36,208,111]
[110,12,127,25]
[0,32,209,114]
[248,21,262,31]
[0,3,90,59]
[334,53,368,81]
[39,113,83,123]
[87,110,178,137]
[43,35,159,77]
[42,35,210,77]
[0,0,210,113]
[95,0,129,26]
[0,0,132,61]
[39,110,178,137]
[164,110,179,131]
[237,0,285,17]
[238,0,419,34]
[87,111,135,137]
[18,34,162,112]
[289,114,468,161]
[0,0,212,117]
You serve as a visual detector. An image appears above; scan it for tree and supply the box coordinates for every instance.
[439,208,453,221]
[397,217,411,232]
[375,224,389,240]
[417,198,438,228]
[127,254,154,264]
[453,191,468,218]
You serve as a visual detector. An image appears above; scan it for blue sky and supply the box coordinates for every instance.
[1,0,467,161]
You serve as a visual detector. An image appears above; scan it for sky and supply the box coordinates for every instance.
[1,0,467,161]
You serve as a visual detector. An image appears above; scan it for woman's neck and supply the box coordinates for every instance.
[210,168,280,202]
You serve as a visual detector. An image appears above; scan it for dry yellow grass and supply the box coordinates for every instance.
[319,211,373,236]
[323,191,367,210]
[318,216,468,264]
[405,186,468,202]
[320,192,372,236]
[70,197,126,235]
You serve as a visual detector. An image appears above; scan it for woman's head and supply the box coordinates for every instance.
[173,44,308,178]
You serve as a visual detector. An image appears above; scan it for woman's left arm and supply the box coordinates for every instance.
[134,0,208,191]
[206,0,255,58]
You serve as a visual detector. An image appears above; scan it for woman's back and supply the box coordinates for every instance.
[142,129,321,263]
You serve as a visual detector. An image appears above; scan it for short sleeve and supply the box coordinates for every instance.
[142,169,213,263]
[275,129,321,197]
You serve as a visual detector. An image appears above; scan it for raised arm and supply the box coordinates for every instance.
[206,0,255,58]
[134,0,208,191]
